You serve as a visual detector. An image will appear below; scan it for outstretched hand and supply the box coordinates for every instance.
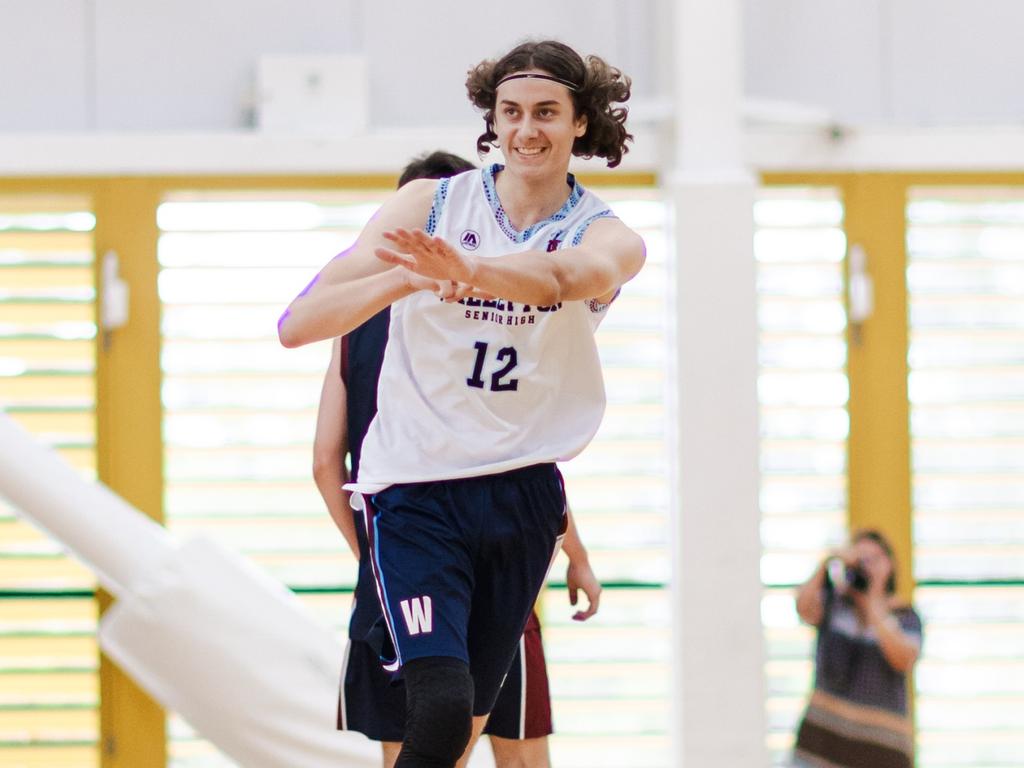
[567,559,602,622]
[438,281,496,303]
[376,228,476,285]
[402,272,494,304]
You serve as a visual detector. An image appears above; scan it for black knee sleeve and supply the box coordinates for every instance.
[395,657,474,768]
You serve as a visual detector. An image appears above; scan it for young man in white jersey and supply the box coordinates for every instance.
[280,40,644,768]
[315,151,602,768]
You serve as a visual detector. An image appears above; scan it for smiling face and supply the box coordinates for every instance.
[492,71,587,179]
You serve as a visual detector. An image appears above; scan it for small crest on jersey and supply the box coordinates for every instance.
[460,229,481,251]
[546,233,563,252]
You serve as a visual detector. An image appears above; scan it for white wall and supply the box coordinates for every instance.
[743,0,1024,126]
[0,0,658,133]
[0,0,92,131]
[92,0,361,131]
[361,0,658,128]
[1,0,1023,134]
[743,0,889,123]
[887,0,1024,124]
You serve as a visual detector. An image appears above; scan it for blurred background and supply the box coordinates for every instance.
[1,1,1023,766]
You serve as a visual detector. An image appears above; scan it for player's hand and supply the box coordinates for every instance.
[566,559,602,621]
[402,270,442,294]
[376,228,476,284]
[433,280,481,302]
[437,282,497,303]
[399,268,495,304]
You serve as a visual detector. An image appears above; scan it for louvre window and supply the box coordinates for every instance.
[0,198,98,766]
[157,185,670,766]
[754,188,849,764]
[546,190,670,766]
[158,192,374,763]
[907,188,1024,767]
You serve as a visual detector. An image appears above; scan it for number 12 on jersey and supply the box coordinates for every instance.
[466,341,519,392]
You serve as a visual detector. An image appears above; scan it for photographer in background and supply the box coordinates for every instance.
[792,529,923,768]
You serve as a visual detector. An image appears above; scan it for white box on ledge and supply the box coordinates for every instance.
[257,54,368,136]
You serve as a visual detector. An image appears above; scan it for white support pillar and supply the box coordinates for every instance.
[667,1,768,766]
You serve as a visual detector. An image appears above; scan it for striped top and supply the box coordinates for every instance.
[794,587,923,768]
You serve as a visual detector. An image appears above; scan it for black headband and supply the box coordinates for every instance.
[495,72,580,92]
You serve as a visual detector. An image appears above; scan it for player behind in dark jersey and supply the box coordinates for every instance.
[313,150,602,768]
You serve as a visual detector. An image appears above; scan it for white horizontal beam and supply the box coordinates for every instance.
[0,125,662,178]
[747,125,1024,172]
[3,124,1024,176]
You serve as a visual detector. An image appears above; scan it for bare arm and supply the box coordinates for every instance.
[864,601,920,673]
[278,179,438,348]
[312,338,359,560]
[562,505,601,621]
[376,217,646,308]
[795,558,829,627]
[857,555,920,673]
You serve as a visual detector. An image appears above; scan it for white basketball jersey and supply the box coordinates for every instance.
[351,164,617,491]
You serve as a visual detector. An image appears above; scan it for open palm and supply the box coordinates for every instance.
[375,228,475,284]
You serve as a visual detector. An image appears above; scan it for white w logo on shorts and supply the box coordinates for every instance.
[399,596,433,635]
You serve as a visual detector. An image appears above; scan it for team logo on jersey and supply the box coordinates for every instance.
[460,230,481,251]
[546,233,563,252]
[399,595,433,635]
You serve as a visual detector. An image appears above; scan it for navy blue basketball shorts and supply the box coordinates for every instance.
[338,609,554,741]
[361,463,566,717]
[337,637,406,742]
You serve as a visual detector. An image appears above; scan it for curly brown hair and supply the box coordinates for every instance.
[465,40,633,168]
